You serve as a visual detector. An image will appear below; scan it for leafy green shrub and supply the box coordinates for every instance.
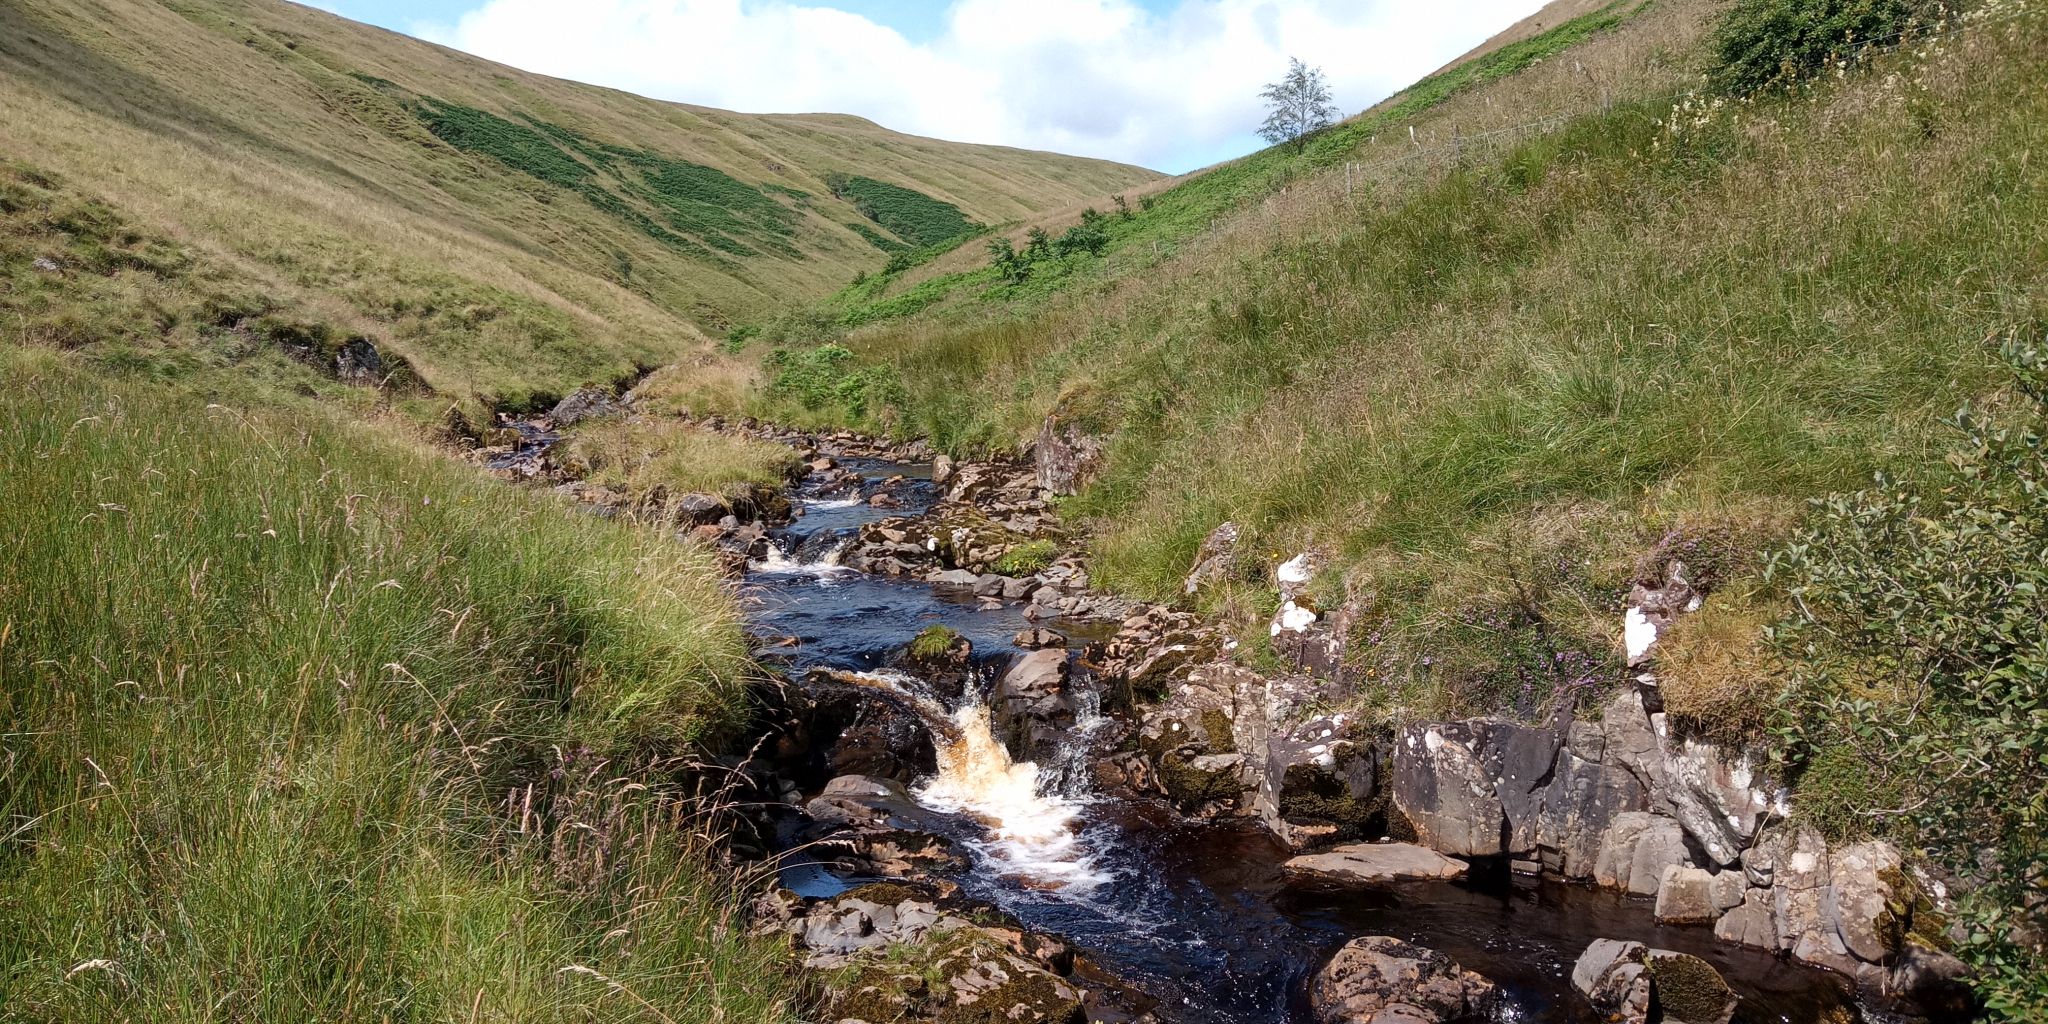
[908,625,963,659]
[1709,0,1935,95]
[1767,336,2048,1018]
[765,343,904,418]
[1054,209,1111,258]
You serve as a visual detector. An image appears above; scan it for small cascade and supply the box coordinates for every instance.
[752,533,854,577]
[847,670,1109,890]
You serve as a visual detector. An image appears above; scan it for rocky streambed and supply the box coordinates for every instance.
[475,394,1974,1024]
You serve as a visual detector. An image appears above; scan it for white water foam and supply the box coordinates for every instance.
[750,538,854,578]
[800,495,864,511]
[848,670,1109,891]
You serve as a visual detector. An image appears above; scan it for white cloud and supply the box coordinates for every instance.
[422,0,1548,173]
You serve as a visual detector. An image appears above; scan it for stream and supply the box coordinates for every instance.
[739,457,1864,1024]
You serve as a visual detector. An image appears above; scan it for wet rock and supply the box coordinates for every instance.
[1182,521,1242,596]
[932,453,955,484]
[1269,715,1387,846]
[827,828,968,877]
[549,385,620,425]
[895,627,975,702]
[1013,628,1067,650]
[1571,940,1738,1024]
[1713,888,1777,948]
[1283,843,1467,885]
[806,775,924,828]
[992,648,1078,763]
[1310,935,1498,1024]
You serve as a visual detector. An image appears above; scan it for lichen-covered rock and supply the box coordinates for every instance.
[1599,688,1769,867]
[1182,520,1242,596]
[1311,936,1498,1024]
[1035,402,1107,496]
[1391,722,1505,858]
[549,385,621,425]
[1269,715,1388,845]
[1591,812,1695,896]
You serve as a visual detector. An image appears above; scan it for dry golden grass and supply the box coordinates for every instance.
[558,415,802,504]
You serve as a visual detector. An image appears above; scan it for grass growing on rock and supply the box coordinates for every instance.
[0,351,800,1022]
[558,415,804,503]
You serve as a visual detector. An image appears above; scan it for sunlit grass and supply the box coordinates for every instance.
[0,350,799,1022]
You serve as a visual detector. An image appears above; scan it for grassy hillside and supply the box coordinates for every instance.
[700,0,2048,760]
[0,0,1156,408]
[0,347,798,1021]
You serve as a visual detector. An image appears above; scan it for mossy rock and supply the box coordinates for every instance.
[935,971,1083,1024]
[1198,708,1238,754]
[1278,760,1386,836]
[1156,750,1241,806]
[1646,951,1735,1023]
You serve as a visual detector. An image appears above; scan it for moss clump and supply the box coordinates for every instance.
[1198,708,1238,754]
[1646,953,1734,1022]
[934,971,1082,1024]
[992,540,1058,576]
[1157,750,1241,807]
[1278,760,1386,836]
[909,625,965,661]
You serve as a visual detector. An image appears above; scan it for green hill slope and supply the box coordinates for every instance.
[0,0,1156,407]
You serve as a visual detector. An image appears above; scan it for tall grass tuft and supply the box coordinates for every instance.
[0,350,798,1022]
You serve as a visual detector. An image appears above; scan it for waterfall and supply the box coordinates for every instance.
[847,670,1109,890]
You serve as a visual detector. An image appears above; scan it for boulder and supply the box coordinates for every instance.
[992,649,1077,763]
[1035,404,1107,496]
[1599,689,1768,867]
[1310,936,1498,1024]
[1653,866,1719,925]
[1713,888,1777,948]
[1182,521,1242,596]
[807,775,925,829]
[1591,812,1695,896]
[549,385,620,425]
[334,335,385,383]
[1283,843,1467,885]
[1391,722,1504,858]
[1531,731,1648,879]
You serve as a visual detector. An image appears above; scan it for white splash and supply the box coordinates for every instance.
[801,495,863,511]
[751,539,854,577]
[847,670,1106,891]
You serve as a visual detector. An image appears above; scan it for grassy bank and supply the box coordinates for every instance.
[0,350,799,1022]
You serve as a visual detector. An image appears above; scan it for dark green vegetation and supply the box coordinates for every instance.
[1710,0,1939,94]
[1769,339,2048,1017]
[765,343,906,420]
[828,173,981,248]
[0,352,798,1022]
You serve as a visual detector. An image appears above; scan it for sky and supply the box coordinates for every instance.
[297,0,1550,174]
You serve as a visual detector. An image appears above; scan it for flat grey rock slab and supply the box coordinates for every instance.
[1283,842,1469,885]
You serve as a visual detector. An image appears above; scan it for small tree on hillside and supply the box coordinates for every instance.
[1258,57,1337,153]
